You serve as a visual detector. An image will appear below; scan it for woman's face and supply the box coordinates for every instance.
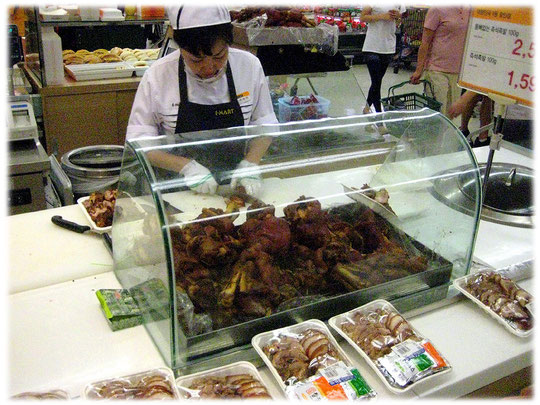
[181,39,229,80]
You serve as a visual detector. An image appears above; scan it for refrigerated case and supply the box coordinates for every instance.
[111,108,481,373]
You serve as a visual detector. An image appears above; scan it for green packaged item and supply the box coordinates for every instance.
[129,278,170,322]
[96,289,143,331]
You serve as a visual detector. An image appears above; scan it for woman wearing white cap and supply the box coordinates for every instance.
[127,4,277,196]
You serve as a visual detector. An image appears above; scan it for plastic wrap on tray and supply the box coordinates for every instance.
[329,300,451,393]
[233,15,338,55]
[176,361,272,399]
[252,319,376,400]
[84,368,179,400]
[454,270,533,337]
[11,389,70,400]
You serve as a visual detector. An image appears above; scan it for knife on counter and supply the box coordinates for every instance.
[51,215,104,234]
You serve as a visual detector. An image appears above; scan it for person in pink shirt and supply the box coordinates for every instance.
[410,6,471,117]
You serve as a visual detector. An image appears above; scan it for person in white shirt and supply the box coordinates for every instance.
[127,5,278,196]
[361,4,406,122]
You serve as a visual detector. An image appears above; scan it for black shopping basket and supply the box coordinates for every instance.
[381,80,442,112]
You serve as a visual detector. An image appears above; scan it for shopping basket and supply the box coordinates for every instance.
[381,80,442,112]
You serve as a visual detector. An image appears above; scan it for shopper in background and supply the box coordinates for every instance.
[361,4,406,129]
[410,6,471,117]
[127,5,277,196]
[448,90,493,147]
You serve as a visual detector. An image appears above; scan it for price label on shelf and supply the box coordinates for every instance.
[459,7,533,106]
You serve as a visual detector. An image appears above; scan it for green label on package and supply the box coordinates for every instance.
[96,289,143,331]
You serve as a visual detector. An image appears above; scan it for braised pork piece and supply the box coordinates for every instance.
[186,374,271,399]
[340,308,420,360]
[171,195,429,332]
[82,189,117,227]
[263,328,342,384]
[464,272,533,330]
[90,373,175,399]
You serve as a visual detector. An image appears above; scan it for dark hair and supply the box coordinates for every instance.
[173,23,233,56]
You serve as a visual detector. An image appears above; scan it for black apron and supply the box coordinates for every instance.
[175,57,245,183]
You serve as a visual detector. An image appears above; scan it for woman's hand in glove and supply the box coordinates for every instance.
[180,160,218,194]
[230,159,262,197]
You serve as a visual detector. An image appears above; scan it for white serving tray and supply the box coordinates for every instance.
[453,271,533,338]
[126,60,154,77]
[175,361,273,399]
[328,299,452,394]
[77,196,112,234]
[84,367,180,399]
[65,62,135,81]
[251,319,354,392]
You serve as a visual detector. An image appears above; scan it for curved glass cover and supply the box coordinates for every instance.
[112,109,481,370]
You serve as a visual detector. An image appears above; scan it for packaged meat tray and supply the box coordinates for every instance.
[453,270,533,337]
[252,319,376,400]
[11,389,70,399]
[329,299,451,394]
[83,367,180,399]
[175,361,273,399]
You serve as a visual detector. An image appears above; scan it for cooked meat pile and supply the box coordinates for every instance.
[263,328,342,384]
[90,374,175,399]
[82,189,117,227]
[186,374,271,399]
[230,7,316,27]
[170,196,429,332]
[464,272,533,330]
[340,308,419,360]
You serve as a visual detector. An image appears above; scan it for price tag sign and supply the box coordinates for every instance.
[459,7,533,106]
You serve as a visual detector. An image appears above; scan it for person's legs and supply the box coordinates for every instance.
[424,70,450,117]
[364,53,391,113]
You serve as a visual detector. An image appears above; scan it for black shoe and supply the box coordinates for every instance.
[470,137,489,148]
[461,128,470,137]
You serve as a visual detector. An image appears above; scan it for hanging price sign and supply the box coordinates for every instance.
[459,7,533,106]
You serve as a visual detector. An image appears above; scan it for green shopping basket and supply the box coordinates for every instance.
[381,80,442,112]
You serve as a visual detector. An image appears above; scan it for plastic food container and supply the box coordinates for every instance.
[11,389,70,400]
[77,195,112,233]
[100,8,125,21]
[329,299,451,394]
[84,367,180,399]
[278,95,330,122]
[175,361,273,399]
[453,271,533,337]
[252,319,375,400]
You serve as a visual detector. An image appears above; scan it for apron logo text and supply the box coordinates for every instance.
[215,108,235,116]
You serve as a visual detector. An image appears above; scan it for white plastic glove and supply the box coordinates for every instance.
[180,160,218,194]
[230,159,262,197]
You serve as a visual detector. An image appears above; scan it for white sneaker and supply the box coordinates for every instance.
[377,124,389,135]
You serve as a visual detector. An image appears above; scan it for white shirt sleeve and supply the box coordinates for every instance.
[249,58,279,126]
[126,73,160,140]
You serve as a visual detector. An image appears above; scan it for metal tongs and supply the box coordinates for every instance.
[342,184,421,256]
[341,184,399,226]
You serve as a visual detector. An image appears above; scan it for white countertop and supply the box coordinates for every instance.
[6,145,534,399]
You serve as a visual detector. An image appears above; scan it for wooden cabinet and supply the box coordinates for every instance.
[39,77,139,157]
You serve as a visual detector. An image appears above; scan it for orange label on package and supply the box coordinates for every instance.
[422,341,447,368]
[312,376,348,400]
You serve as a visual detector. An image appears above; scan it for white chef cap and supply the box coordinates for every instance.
[167,5,231,30]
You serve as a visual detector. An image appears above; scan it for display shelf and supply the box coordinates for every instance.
[39,17,167,27]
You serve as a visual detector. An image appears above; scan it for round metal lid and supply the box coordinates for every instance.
[61,145,135,179]
[459,163,534,216]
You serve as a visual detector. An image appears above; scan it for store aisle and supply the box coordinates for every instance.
[351,62,480,132]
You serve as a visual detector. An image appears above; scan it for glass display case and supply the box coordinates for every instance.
[111,108,481,372]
